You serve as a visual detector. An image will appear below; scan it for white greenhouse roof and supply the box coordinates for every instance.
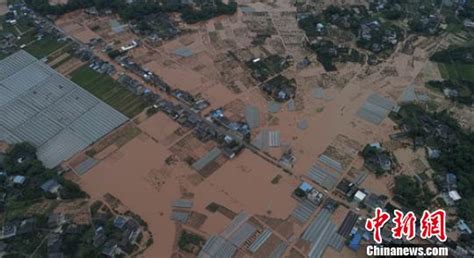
[0,51,128,168]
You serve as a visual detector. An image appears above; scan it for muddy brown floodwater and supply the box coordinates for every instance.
[79,132,301,257]
[80,134,181,257]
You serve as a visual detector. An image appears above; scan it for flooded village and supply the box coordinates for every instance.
[0,0,474,257]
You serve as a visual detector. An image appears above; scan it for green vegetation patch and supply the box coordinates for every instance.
[426,80,474,106]
[1,142,150,256]
[308,40,365,71]
[271,175,282,184]
[432,46,474,82]
[205,202,219,213]
[246,55,290,82]
[179,1,237,24]
[24,35,66,59]
[361,144,393,176]
[178,230,205,253]
[437,63,474,82]
[15,30,37,46]
[70,65,149,118]
[393,175,434,214]
[391,104,474,222]
[25,0,236,25]
[5,231,48,255]
[1,13,64,58]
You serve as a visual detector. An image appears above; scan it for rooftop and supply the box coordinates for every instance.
[40,179,60,193]
[12,175,26,184]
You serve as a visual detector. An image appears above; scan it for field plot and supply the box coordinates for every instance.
[0,0,7,16]
[1,16,33,36]
[55,15,100,44]
[14,30,37,46]
[321,134,362,171]
[438,63,474,82]
[24,35,66,58]
[70,65,148,118]
[270,11,306,57]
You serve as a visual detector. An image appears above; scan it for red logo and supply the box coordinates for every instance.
[420,209,447,242]
[392,210,416,240]
[365,208,390,244]
[365,208,447,243]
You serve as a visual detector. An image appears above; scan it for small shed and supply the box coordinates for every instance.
[298,182,313,193]
[426,147,441,159]
[456,220,472,234]
[41,179,61,194]
[448,190,461,201]
[12,175,26,185]
[113,216,128,230]
[354,190,367,202]
[349,233,362,251]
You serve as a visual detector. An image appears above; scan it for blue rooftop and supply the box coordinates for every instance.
[447,173,457,184]
[298,182,313,192]
[210,108,224,118]
[40,179,60,192]
[349,233,362,251]
[113,216,128,229]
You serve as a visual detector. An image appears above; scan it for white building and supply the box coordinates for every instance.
[354,190,367,202]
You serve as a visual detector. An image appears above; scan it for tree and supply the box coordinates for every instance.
[178,231,204,253]
[458,198,474,223]
[294,188,306,198]
[393,175,432,213]
[107,49,122,59]
[394,175,420,197]
[361,145,378,158]
[408,19,425,33]
[430,46,474,64]
[20,186,43,200]
[459,231,474,245]
[59,180,87,199]
[383,9,403,20]
[298,15,324,37]
[4,142,37,172]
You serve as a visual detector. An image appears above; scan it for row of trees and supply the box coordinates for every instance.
[26,0,162,20]
[181,1,236,24]
[393,175,434,214]
[430,46,474,64]
[25,0,237,24]
[26,0,98,16]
